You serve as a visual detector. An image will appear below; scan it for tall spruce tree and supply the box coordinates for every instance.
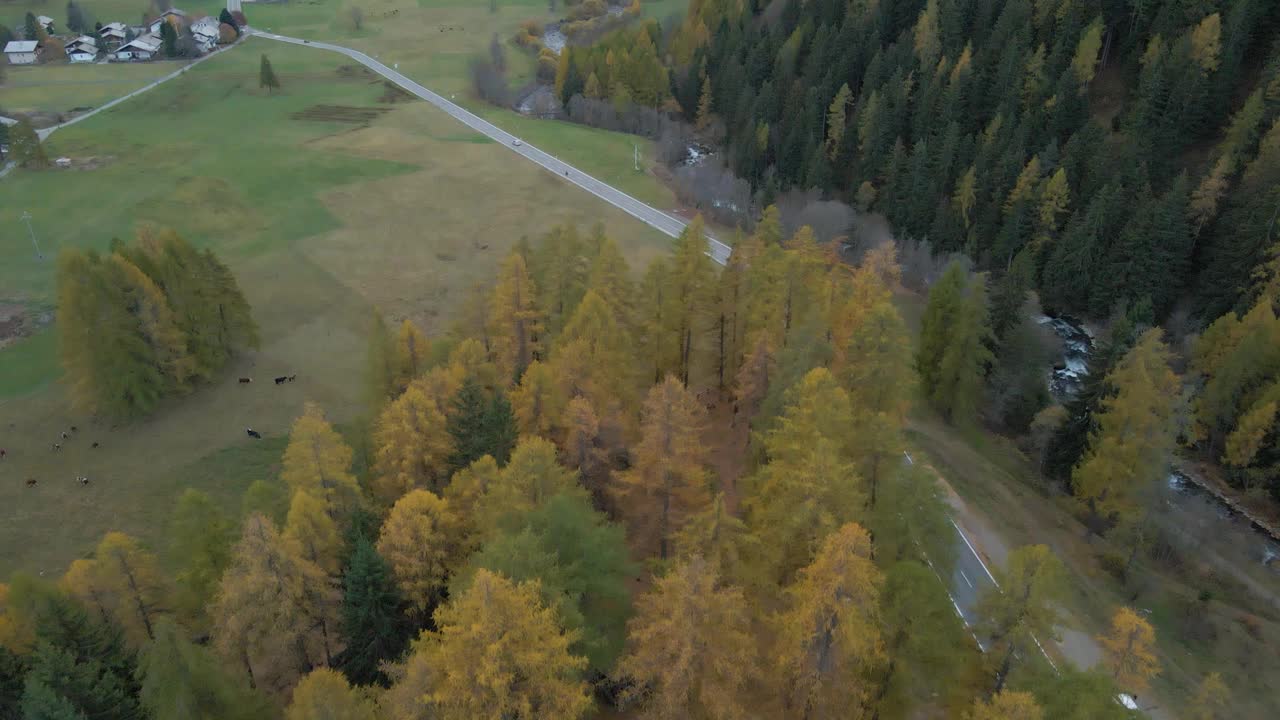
[335,534,410,686]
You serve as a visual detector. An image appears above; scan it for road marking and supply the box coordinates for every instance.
[960,569,973,588]
[951,518,998,584]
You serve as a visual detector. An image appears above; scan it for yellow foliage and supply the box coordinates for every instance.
[488,251,543,386]
[281,403,361,523]
[372,375,455,504]
[391,570,591,720]
[287,668,377,720]
[618,556,758,720]
[284,491,342,576]
[377,489,461,614]
[615,376,711,559]
[394,319,429,392]
[1098,606,1160,693]
[968,690,1043,720]
[91,532,172,647]
[775,523,884,717]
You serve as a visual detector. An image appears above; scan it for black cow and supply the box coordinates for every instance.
[274,376,288,385]
[246,428,262,439]
[287,375,297,383]
[25,478,36,488]
[239,377,253,384]
[91,442,100,449]
[77,476,89,486]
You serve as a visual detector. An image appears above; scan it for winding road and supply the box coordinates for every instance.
[248,31,733,265]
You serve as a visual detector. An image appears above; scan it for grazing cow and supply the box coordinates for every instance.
[239,377,253,384]
[51,443,61,452]
[70,426,77,432]
[0,449,6,460]
[246,428,263,439]
[61,431,69,440]
[25,478,36,488]
[274,376,288,385]
[287,375,297,383]
[77,476,89,486]
[91,442,100,449]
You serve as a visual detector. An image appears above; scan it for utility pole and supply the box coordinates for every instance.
[633,143,640,172]
[21,211,43,260]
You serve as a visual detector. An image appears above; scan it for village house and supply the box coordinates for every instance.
[35,15,54,33]
[189,16,220,52]
[111,34,161,61]
[3,40,38,65]
[147,9,187,35]
[98,22,128,48]
[65,36,99,63]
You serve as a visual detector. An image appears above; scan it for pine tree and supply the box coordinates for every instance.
[615,376,711,559]
[916,261,966,396]
[160,20,177,57]
[281,403,362,525]
[287,668,377,720]
[335,533,411,686]
[918,263,994,424]
[259,54,280,93]
[825,83,851,160]
[774,523,884,718]
[1072,329,1179,527]
[19,589,143,720]
[977,545,1065,691]
[488,251,543,384]
[695,75,714,129]
[457,492,634,674]
[376,489,460,620]
[617,555,758,720]
[1098,606,1160,694]
[391,570,592,720]
[446,379,516,471]
[138,618,269,720]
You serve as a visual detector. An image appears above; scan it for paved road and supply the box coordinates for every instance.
[248,31,733,266]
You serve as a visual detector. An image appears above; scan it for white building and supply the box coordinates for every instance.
[112,34,161,61]
[3,40,38,65]
[35,15,54,32]
[98,22,128,48]
[65,36,99,63]
[190,16,220,51]
[147,9,187,35]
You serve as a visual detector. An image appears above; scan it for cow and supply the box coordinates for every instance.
[246,428,263,439]
[77,476,89,486]
[61,431,69,440]
[274,376,288,385]
[91,442,100,449]
[25,478,36,488]
[69,426,78,433]
[287,375,297,382]
[239,377,253,384]
[0,449,6,460]
[51,443,61,452]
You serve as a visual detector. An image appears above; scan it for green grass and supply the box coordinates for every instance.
[0,36,671,578]
[1,63,177,116]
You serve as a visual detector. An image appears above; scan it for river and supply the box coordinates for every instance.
[1039,315,1280,600]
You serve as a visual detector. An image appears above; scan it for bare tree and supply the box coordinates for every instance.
[672,160,753,227]
[469,55,511,106]
[348,6,363,31]
[488,33,506,73]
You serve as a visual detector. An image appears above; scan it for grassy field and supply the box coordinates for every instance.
[0,63,177,116]
[0,36,670,578]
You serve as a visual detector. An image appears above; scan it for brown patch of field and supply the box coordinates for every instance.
[290,104,394,124]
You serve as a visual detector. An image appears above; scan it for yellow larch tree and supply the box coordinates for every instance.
[673,492,757,584]
[488,251,543,385]
[446,337,500,391]
[660,217,718,385]
[281,402,362,525]
[376,489,461,618]
[614,376,711,559]
[393,318,430,393]
[1099,606,1160,693]
[371,376,455,504]
[211,515,340,693]
[284,491,343,576]
[391,569,592,720]
[1187,672,1229,720]
[286,668,377,720]
[968,690,1043,720]
[616,555,758,720]
[585,235,634,325]
[1072,329,1180,526]
[563,396,612,512]
[91,531,172,647]
[715,234,751,389]
[511,360,567,440]
[774,523,884,718]
[733,334,775,427]
[60,558,113,627]
[0,583,32,652]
